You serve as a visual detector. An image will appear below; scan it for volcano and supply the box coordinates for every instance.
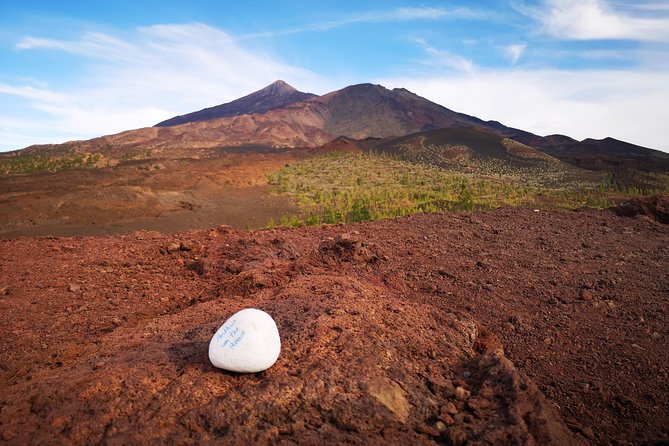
[155,80,316,127]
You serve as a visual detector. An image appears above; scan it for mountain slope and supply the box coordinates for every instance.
[155,80,316,127]
[506,133,669,187]
[538,137,669,172]
[361,127,594,186]
[314,83,500,139]
[370,127,557,164]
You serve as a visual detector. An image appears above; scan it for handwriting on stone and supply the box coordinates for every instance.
[215,319,246,350]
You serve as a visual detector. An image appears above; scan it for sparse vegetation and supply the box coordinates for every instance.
[265,151,668,228]
[120,149,153,161]
[0,153,106,175]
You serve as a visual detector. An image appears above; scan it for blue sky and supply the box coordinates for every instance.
[1,0,668,152]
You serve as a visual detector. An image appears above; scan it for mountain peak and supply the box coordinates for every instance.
[265,80,297,93]
[155,81,315,127]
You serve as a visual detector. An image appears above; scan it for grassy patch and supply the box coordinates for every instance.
[0,153,106,175]
[265,152,667,228]
[120,149,153,161]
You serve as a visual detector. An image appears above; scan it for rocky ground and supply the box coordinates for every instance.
[0,150,299,238]
[1,200,668,445]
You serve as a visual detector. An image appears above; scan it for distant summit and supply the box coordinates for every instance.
[155,80,316,127]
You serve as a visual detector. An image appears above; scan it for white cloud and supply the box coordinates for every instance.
[379,69,669,152]
[0,83,70,103]
[2,23,328,151]
[521,0,669,41]
[409,38,477,74]
[502,43,527,64]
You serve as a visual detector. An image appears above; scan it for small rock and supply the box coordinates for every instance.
[434,421,447,433]
[209,308,281,373]
[335,232,358,247]
[166,243,180,254]
[467,398,491,411]
[111,317,123,327]
[68,283,81,293]
[187,259,207,275]
[1,430,17,441]
[651,332,661,340]
[318,237,337,251]
[216,225,234,234]
[445,426,468,446]
[454,386,470,400]
[427,374,455,396]
[475,260,490,269]
[438,413,454,425]
[503,322,516,332]
[367,377,410,423]
[581,426,595,440]
[437,269,458,280]
[579,289,594,300]
[179,240,195,251]
[442,401,459,415]
[509,315,524,331]
[418,424,440,437]
[558,295,573,304]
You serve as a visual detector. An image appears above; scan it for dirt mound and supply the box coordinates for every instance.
[614,195,669,224]
[1,209,668,444]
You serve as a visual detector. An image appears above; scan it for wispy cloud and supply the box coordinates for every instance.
[240,6,487,39]
[502,43,527,64]
[0,83,70,103]
[409,38,477,74]
[2,23,327,150]
[518,0,669,41]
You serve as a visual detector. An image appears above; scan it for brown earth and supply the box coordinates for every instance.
[0,150,303,238]
[1,205,668,445]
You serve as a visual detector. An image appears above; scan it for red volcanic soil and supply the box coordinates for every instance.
[1,206,668,445]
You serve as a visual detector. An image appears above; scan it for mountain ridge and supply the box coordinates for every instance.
[7,80,669,178]
[155,80,316,127]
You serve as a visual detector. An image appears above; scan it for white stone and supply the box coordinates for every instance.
[208,308,281,373]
